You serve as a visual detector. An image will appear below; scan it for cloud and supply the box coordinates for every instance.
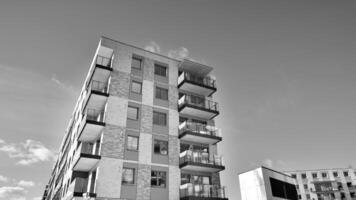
[17,180,35,188]
[144,41,161,53]
[263,158,274,168]
[0,175,8,183]
[32,197,41,200]
[262,158,287,169]
[0,139,56,165]
[0,186,26,200]
[168,47,190,60]
[51,74,76,94]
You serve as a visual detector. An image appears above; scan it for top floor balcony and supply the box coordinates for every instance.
[178,71,216,96]
[178,95,219,120]
[178,121,222,145]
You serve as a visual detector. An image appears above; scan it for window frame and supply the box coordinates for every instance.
[122,167,135,185]
[151,170,167,188]
[131,80,142,94]
[154,63,167,77]
[153,111,167,126]
[127,135,139,151]
[127,106,139,121]
[155,86,168,100]
[131,56,143,70]
[153,139,168,155]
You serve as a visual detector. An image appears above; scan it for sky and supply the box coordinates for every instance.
[0,0,355,199]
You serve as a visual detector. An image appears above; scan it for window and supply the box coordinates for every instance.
[312,173,317,178]
[321,172,327,178]
[127,136,138,151]
[131,81,142,94]
[291,174,296,178]
[269,177,298,200]
[154,140,168,155]
[304,184,308,189]
[344,171,349,177]
[154,63,167,77]
[333,171,338,177]
[301,173,307,179]
[122,168,135,184]
[153,111,167,126]
[131,56,142,70]
[151,171,166,187]
[155,87,168,100]
[127,106,139,120]
[306,194,310,199]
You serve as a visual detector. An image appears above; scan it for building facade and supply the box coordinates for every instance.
[43,37,227,200]
[287,168,356,200]
[239,166,298,200]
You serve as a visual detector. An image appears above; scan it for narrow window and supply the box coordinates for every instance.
[312,173,317,178]
[321,172,327,178]
[301,173,307,179]
[127,106,139,120]
[155,87,168,100]
[153,111,167,126]
[344,171,349,177]
[131,81,142,94]
[127,136,139,151]
[151,171,166,187]
[154,140,168,155]
[131,56,142,70]
[333,171,338,177]
[122,168,135,184]
[154,63,167,77]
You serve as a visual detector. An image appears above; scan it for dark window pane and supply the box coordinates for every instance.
[155,87,168,100]
[132,56,142,70]
[154,140,168,155]
[154,64,167,77]
[153,111,167,126]
[270,177,298,200]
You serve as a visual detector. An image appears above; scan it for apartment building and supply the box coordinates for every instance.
[42,36,227,200]
[239,166,298,200]
[286,168,356,200]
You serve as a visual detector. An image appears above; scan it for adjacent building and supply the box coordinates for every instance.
[239,166,298,200]
[286,168,356,200]
[42,37,227,200]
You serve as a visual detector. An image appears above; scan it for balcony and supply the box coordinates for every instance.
[83,80,109,113]
[178,95,219,120]
[180,184,228,200]
[63,177,96,200]
[179,121,221,145]
[73,142,100,171]
[179,150,225,173]
[178,72,216,96]
[78,108,105,142]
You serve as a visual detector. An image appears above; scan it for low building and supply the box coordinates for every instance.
[239,166,298,200]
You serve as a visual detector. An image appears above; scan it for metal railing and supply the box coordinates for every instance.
[179,121,221,137]
[88,80,109,94]
[178,95,219,112]
[72,177,89,193]
[96,55,112,68]
[180,150,223,166]
[180,184,226,198]
[178,71,216,88]
[84,108,105,123]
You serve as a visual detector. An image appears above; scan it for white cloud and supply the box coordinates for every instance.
[0,186,26,200]
[17,180,35,188]
[0,175,8,183]
[32,197,41,200]
[263,158,274,168]
[167,47,191,60]
[0,139,56,165]
[144,41,161,53]
[51,74,76,94]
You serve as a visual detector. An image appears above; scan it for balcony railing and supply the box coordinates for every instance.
[85,108,105,123]
[179,95,219,112]
[88,80,109,94]
[180,183,227,199]
[179,121,221,137]
[178,72,216,88]
[180,150,223,166]
[96,55,112,69]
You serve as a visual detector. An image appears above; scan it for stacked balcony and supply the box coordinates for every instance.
[72,142,100,172]
[178,94,219,120]
[179,121,222,145]
[63,177,96,200]
[78,108,105,142]
[179,150,225,173]
[180,184,228,200]
[178,71,216,96]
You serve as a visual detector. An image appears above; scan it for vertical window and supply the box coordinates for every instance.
[127,136,139,151]
[291,174,296,179]
[154,140,168,155]
[306,194,310,199]
[122,168,135,184]
[301,173,307,179]
[154,64,167,77]
[321,172,327,178]
[304,184,308,189]
[344,171,349,177]
[155,87,168,100]
[131,56,142,70]
[333,171,338,177]
[312,173,317,178]
[127,106,139,120]
[151,171,166,187]
[153,111,167,126]
[131,81,142,94]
